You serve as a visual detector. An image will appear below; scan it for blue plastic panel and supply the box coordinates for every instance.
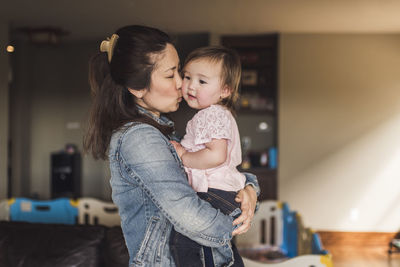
[9,198,78,225]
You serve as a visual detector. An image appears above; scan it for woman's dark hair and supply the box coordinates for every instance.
[84,25,174,160]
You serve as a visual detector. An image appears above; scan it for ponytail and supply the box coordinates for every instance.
[84,53,134,160]
[84,25,174,160]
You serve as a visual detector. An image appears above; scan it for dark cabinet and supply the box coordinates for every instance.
[51,152,81,199]
[222,34,278,107]
[252,169,277,201]
[222,34,279,200]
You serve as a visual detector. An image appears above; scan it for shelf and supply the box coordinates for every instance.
[239,167,277,173]
[222,33,279,201]
[237,109,275,116]
[221,34,278,48]
[238,167,277,201]
[241,62,276,68]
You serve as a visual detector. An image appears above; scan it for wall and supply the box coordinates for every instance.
[0,22,9,199]
[10,40,110,200]
[10,41,32,197]
[279,34,400,232]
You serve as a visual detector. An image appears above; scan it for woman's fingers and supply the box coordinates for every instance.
[232,185,257,236]
[232,214,251,236]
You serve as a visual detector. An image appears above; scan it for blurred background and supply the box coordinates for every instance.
[1,0,400,240]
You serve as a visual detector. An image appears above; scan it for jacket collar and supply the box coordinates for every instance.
[136,104,175,128]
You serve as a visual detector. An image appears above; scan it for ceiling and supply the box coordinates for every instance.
[3,0,400,41]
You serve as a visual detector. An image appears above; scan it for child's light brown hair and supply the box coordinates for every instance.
[183,46,241,113]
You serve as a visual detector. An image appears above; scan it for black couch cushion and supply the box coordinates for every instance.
[0,221,105,267]
[103,226,129,267]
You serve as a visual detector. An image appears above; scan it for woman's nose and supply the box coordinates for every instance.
[176,74,183,90]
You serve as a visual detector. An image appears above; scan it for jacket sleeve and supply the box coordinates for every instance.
[243,172,261,213]
[118,124,233,247]
[243,172,260,197]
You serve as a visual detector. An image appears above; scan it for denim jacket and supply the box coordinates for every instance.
[109,106,260,267]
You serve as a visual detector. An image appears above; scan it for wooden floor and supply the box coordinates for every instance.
[318,231,400,267]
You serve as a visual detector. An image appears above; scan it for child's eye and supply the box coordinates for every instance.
[184,75,190,80]
[167,75,174,79]
[199,80,207,84]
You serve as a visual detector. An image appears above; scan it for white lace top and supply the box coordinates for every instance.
[181,105,245,192]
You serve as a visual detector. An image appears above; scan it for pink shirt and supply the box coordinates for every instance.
[181,105,246,192]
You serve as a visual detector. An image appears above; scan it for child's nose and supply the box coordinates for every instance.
[188,82,195,92]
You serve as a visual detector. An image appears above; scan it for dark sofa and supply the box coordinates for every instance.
[0,221,129,267]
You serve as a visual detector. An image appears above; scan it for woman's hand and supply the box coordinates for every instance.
[232,185,257,236]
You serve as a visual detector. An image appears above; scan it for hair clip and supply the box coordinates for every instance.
[100,34,119,63]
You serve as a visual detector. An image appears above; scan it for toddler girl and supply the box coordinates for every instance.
[170,46,249,267]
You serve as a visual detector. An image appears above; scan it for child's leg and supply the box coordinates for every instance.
[170,189,242,267]
[169,229,203,267]
[231,240,245,266]
[197,188,240,215]
[197,189,244,267]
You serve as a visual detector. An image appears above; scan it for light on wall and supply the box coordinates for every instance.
[6,45,14,53]
[257,121,269,132]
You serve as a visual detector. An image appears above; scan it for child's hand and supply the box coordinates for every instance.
[170,141,186,158]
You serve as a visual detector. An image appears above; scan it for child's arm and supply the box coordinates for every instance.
[171,139,228,169]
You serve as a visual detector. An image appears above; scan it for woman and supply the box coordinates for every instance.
[84,25,259,267]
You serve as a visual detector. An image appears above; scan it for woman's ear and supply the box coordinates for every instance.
[221,85,232,99]
[128,88,147,99]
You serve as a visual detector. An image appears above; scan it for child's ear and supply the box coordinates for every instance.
[221,85,232,99]
[128,88,148,99]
